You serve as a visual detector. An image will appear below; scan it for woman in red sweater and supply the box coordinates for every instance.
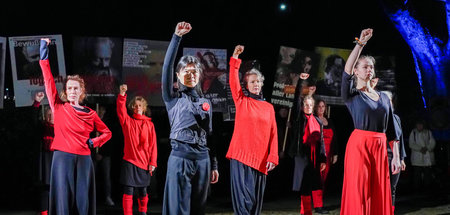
[39,38,112,215]
[226,45,278,215]
[117,84,157,215]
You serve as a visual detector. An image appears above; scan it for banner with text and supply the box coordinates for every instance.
[9,35,66,107]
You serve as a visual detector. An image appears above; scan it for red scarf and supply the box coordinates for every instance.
[303,113,321,166]
[132,113,153,150]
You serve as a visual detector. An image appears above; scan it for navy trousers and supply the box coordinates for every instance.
[230,159,267,215]
[162,152,211,215]
[388,153,401,206]
[49,151,96,215]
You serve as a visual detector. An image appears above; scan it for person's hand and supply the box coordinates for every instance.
[391,157,401,174]
[332,155,338,164]
[175,22,192,37]
[299,73,310,80]
[359,28,373,44]
[401,160,406,171]
[119,84,127,96]
[95,153,103,161]
[210,170,219,184]
[320,163,326,172]
[232,45,244,59]
[149,165,156,175]
[266,162,276,172]
[41,38,51,46]
[35,92,45,102]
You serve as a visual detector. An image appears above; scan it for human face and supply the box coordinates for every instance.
[354,58,375,83]
[92,42,112,68]
[66,80,83,103]
[317,101,326,117]
[204,54,216,69]
[303,98,314,114]
[308,85,316,95]
[45,109,54,124]
[303,56,312,73]
[177,64,200,88]
[133,100,145,115]
[246,74,262,95]
[280,47,296,64]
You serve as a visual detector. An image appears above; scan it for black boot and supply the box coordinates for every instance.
[314,207,329,214]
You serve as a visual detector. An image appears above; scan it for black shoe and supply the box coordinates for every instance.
[315,207,329,214]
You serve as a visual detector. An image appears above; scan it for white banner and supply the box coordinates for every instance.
[9,35,66,107]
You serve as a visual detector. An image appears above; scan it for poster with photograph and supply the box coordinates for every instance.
[0,37,6,108]
[122,38,169,107]
[314,46,351,105]
[371,56,396,92]
[271,46,320,108]
[183,48,228,112]
[223,59,260,121]
[9,35,66,107]
[72,37,123,104]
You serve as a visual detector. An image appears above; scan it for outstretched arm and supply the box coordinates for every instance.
[116,84,130,125]
[162,22,192,104]
[344,28,373,75]
[229,45,245,102]
[39,38,61,112]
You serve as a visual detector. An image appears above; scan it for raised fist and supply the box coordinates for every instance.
[35,92,45,102]
[40,38,51,46]
[175,22,192,37]
[119,84,128,96]
[232,45,244,58]
[299,73,310,80]
[359,28,373,44]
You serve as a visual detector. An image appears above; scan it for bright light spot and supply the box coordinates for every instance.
[280,3,286,11]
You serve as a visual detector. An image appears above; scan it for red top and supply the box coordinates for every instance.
[39,60,112,155]
[226,57,279,174]
[117,94,157,170]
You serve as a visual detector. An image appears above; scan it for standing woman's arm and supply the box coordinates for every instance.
[39,38,61,112]
[342,29,373,102]
[162,22,192,105]
[229,45,245,103]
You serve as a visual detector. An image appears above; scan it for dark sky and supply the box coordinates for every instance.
[0,0,437,113]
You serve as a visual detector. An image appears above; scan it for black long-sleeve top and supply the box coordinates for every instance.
[161,34,217,170]
[341,72,400,141]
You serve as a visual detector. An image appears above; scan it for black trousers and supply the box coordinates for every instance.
[230,159,267,215]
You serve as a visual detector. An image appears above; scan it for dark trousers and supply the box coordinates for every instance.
[299,162,322,196]
[95,156,113,198]
[49,151,96,215]
[162,153,211,215]
[388,153,401,205]
[230,159,267,215]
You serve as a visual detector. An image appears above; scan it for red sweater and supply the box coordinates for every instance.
[39,60,112,155]
[226,57,279,174]
[117,94,158,170]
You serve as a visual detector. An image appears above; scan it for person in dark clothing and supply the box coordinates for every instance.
[381,91,407,213]
[161,22,219,215]
[32,92,54,215]
[289,90,327,215]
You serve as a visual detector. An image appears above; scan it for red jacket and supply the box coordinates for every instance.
[226,57,279,174]
[117,94,157,170]
[39,60,112,155]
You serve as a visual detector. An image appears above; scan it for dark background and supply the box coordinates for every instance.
[0,0,447,211]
